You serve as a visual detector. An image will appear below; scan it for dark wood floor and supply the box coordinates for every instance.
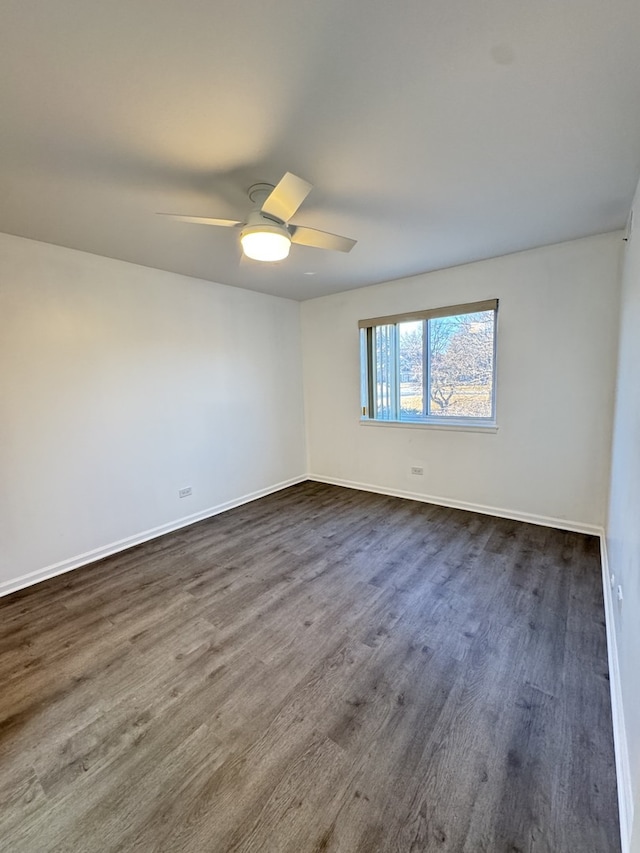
[0,482,619,852]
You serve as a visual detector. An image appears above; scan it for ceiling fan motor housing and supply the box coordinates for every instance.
[241,209,291,238]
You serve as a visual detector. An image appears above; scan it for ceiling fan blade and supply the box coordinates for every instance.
[157,213,242,227]
[291,225,356,253]
[261,172,312,222]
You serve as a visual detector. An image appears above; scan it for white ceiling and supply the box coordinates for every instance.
[1,0,639,300]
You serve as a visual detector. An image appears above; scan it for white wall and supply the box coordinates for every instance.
[302,233,621,530]
[0,233,306,593]
[607,177,640,852]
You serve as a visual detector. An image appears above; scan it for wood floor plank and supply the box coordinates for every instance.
[0,482,620,852]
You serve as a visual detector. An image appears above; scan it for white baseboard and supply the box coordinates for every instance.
[600,535,633,853]
[307,474,602,535]
[0,475,307,599]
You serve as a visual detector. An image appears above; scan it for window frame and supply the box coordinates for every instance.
[359,299,498,429]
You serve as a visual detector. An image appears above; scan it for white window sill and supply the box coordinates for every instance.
[359,418,498,434]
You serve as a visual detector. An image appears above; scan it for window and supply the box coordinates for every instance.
[360,299,498,426]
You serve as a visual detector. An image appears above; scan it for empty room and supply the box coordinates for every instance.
[1,2,640,851]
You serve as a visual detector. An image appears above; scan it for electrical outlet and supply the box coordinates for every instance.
[411,466,424,476]
[178,487,192,498]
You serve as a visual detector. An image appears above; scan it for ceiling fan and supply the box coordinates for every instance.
[159,172,356,262]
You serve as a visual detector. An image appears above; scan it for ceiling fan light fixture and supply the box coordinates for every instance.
[240,224,291,262]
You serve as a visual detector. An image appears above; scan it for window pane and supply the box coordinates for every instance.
[398,320,424,420]
[374,324,395,419]
[428,310,494,418]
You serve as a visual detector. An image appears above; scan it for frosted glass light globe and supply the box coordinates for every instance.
[240,228,291,262]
